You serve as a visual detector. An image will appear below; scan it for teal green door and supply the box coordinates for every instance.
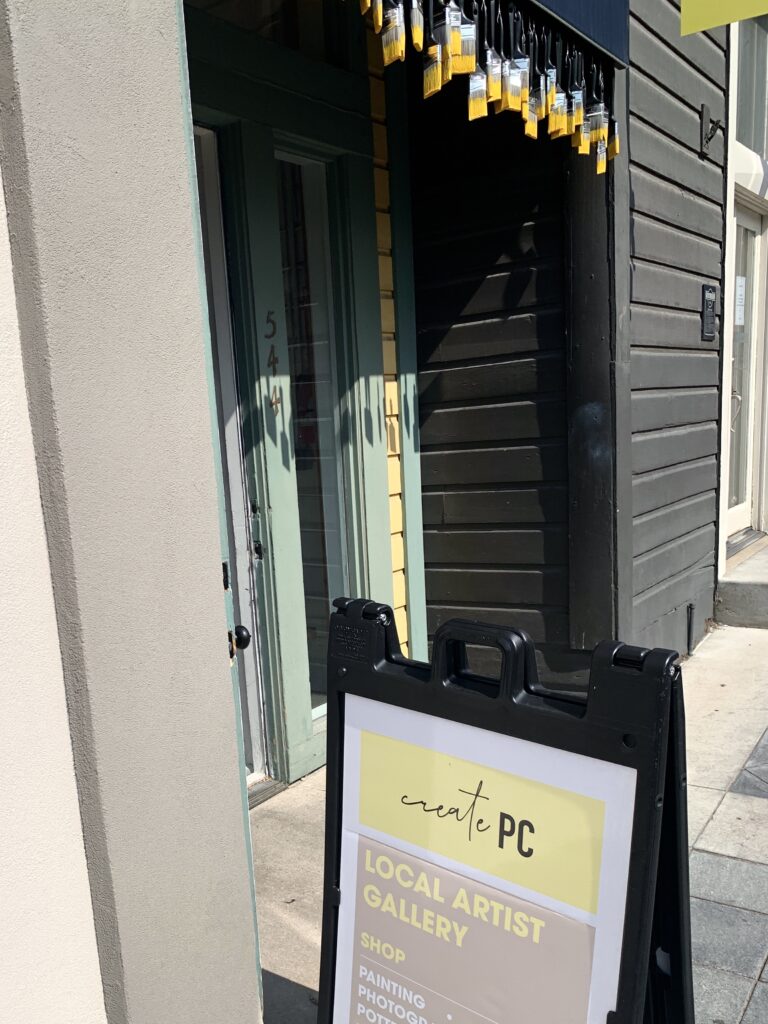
[187,8,393,783]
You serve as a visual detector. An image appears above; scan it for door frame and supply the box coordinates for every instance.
[719,22,768,572]
[725,203,767,536]
[194,125,269,781]
[186,9,393,783]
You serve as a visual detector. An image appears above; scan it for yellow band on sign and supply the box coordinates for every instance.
[358,731,605,915]
[681,0,768,35]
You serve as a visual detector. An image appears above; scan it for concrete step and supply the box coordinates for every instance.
[716,545,768,628]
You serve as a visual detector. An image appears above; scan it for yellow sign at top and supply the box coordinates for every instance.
[358,730,606,915]
[682,0,768,34]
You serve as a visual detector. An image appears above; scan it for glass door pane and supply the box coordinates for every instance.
[276,155,348,717]
[730,220,758,512]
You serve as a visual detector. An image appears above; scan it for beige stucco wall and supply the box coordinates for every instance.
[0,156,108,1024]
[0,2,262,1021]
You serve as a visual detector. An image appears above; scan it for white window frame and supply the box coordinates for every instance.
[719,21,768,571]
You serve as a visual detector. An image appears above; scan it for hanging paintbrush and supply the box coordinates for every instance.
[410,0,424,51]
[382,0,406,64]
[454,0,476,73]
[484,0,502,105]
[585,61,608,172]
[523,19,539,138]
[531,21,546,124]
[573,48,585,127]
[572,52,590,153]
[423,0,443,97]
[565,44,581,137]
[448,0,462,56]
[561,44,573,135]
[495,0,512,113]
[586,61,603,139]
[543,27,557,115]
[593,65,609,145]
[595,66,608,173]
[432,1,453,82]
[468,0,488,120]
[507,5,528,114]
[549,33,568,136]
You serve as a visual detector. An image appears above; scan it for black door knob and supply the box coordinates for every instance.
[234,625,251,651]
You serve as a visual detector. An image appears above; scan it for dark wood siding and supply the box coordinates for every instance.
[410,80,584,683]
[627,0,726,650]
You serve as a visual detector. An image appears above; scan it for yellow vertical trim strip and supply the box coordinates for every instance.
[369,22,409,654]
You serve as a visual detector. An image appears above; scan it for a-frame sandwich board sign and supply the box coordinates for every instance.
[318,597,694,1024]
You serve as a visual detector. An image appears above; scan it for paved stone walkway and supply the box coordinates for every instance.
[685,626,768,1023]
[251,624,768,1023]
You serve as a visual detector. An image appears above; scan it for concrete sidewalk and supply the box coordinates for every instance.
[685,627,768,1023]
[251,625,768,1024]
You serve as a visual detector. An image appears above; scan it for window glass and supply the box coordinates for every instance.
[277,156,349,717]
[729,221,758,509]
[737,16,768,156]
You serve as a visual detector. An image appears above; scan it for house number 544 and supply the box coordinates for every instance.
[265,311,280,413]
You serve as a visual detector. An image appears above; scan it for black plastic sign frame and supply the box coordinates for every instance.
[318,598,694,1024]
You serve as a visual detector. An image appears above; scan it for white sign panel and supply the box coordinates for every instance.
[333,695,637,1024]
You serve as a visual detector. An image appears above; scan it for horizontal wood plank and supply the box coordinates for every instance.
[629,68,724,164]
[424,526,569,565]
[631,348,720,389]
[632,214,722,280]
[420,397,566,446]
[633,588,712,653]
[426,566,568,605]
[419,353,564,404]
[421,443,567,486]
[629,116,724,205]
[633,523,716,595]
[630,17,724,119]
[630,305,721,350]
[632,491,717,556]
[633,562,715,631]
[631,387,718,432]
[631,260,721,314]
[427,605,568,645]
[423,485,568,526]
[418,309,563,365]
[632,422,718,474]
[416,220,563,279]
[630,166,723,243]
[630,0,726,84]
[632,456,717,516]
[417,263,561,326]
